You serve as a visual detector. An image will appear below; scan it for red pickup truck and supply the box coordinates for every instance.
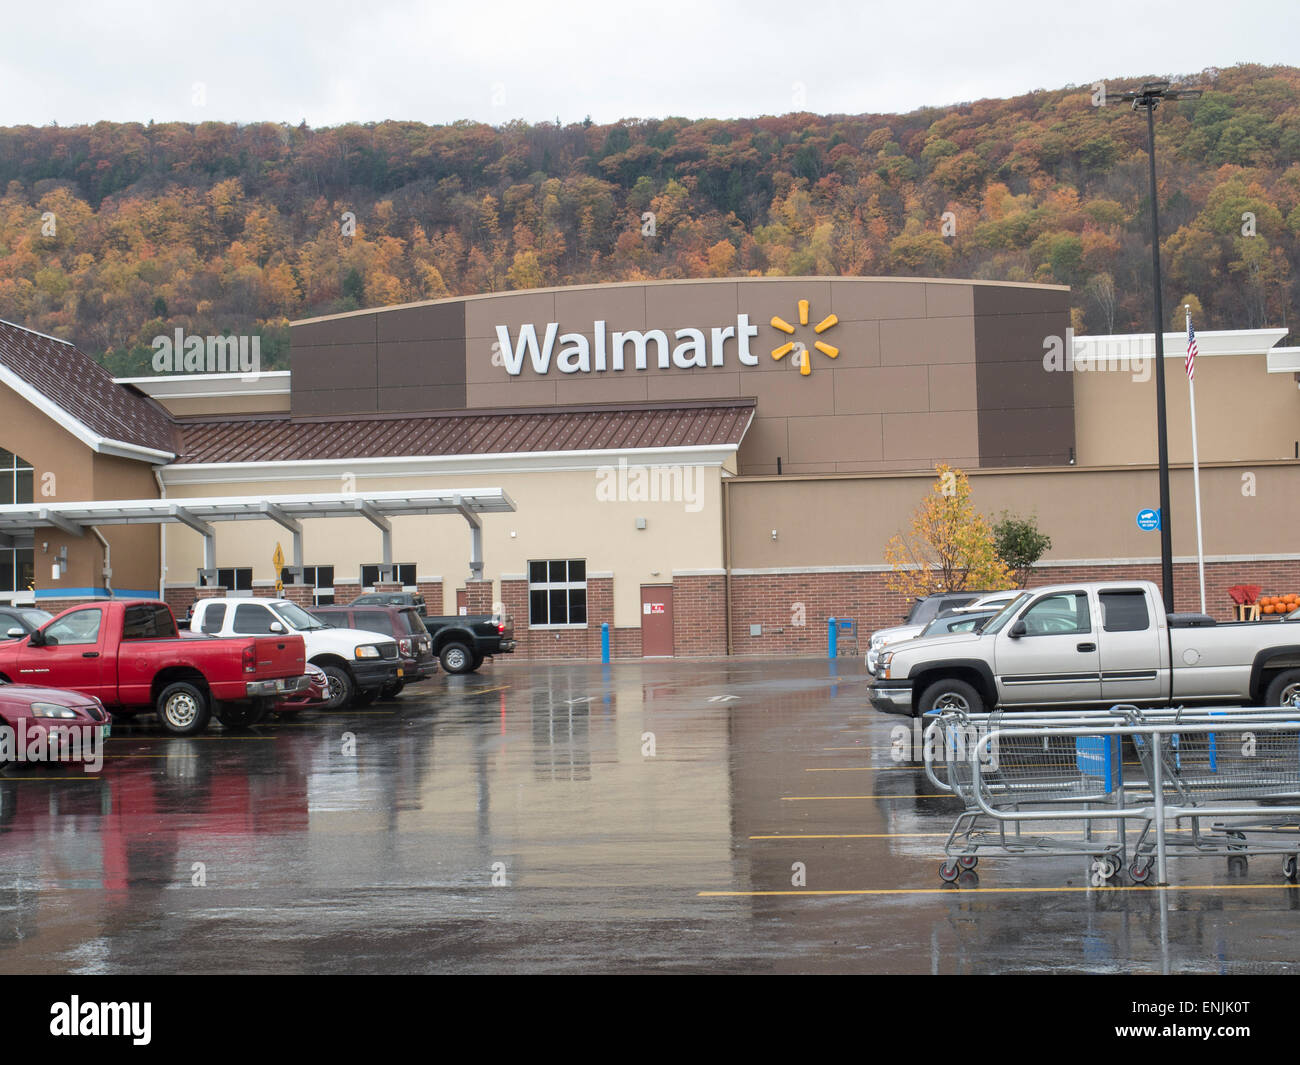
[0,600,307,736]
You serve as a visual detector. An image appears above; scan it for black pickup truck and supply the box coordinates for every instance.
[422,615,516,674]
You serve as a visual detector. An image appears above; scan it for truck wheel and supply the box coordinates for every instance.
[157,681,211,736]
[440,642,473,674]
[917,678,985,717]
[1265,670,1300,708]
[320,665,354,711]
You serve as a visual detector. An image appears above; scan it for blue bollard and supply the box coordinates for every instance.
[601,622,610,663]
[828,616,837,658]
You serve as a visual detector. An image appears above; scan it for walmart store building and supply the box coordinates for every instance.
[1,276,1298,657]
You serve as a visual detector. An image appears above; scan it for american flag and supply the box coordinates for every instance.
[1186,312,1198,381]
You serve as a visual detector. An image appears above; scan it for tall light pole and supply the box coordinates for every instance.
[1117,80,1200,612]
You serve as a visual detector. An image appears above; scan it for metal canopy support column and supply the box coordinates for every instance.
[355,500,393,583]
[260,502,304,581]
[170,504,217,584]
[453,494,484,580]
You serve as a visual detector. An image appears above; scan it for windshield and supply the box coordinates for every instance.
[981,593,1031,635]
[277,602,328,630]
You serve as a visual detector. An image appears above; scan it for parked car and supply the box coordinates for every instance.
[0,608,52,641]
[309,604,436,696]
[869,579,1300,717]
[350,591,427,617]
[422,614,516,674]
[0,683,111,768]
[189,598,401,712]
[866,591,999,674]
[275,662,329,713]
[917,609,1000,638]
[0,600,307,735]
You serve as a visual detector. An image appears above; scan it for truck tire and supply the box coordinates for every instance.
[157,681,212,736]
[470,653,484,671]
[320,665,354,711]
[1265,670,1300,708]
[214,699,270,728]
[440,642,474,674]
[917,678,985,717]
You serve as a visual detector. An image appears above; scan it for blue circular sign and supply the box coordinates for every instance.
[1137,508,1160,531]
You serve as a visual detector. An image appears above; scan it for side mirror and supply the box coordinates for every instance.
[269,621,285,634]
[1009,620,1027,639]
[29,628,45,647]
[6,627,23,639]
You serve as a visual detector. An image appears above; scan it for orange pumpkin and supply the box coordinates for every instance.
[1264,605,1276,614]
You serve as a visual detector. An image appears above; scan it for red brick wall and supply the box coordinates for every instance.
[417,580,443,614]
[334,581,361,606]
[465,579,494,615]
[252,586,276,599]
[374,582,403,594]
[194,586,228,600]
[727,559,1300,656]
[500,575,616,658]
[283,584,315,607]
[164,586,195,617]
[671,574,727,656]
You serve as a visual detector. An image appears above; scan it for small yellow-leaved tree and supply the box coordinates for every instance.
[884,464,1015,600]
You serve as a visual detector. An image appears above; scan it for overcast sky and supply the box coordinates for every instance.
[4,0,1298,128]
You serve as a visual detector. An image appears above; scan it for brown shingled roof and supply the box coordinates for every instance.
[174,400,755,464]
[0,320,176,455]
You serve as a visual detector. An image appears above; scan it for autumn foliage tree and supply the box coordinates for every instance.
[884,465,1015,600]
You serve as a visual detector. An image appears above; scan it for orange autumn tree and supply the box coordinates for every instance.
[884,465,1015,600]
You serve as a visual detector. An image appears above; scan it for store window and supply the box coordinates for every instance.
[528,559,586,627]
[361,563,415,588]
[0,449,34,506]
[282,564,335,605]
[0,548,35,595]
[214,567,253,595]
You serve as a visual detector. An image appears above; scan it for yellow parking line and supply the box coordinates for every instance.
[460,685,511,695]
[698,884,1300,897]
[751,832,953,839]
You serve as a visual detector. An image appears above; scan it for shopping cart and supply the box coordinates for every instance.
[924,707,1130,882]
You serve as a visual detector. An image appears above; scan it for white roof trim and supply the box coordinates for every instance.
[160,444,740,485]
[116,371,291,399]
[1073,327,1288,359]
[0,362,175,463]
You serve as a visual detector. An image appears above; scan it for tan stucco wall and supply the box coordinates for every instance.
[727,462,1300,569]
[162,467,725,626]
[0,380,160,598]
[1075,354,1300,466]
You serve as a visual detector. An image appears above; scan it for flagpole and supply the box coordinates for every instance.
[1186,306,1206,614]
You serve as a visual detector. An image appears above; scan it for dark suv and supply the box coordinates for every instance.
[310,604,437,695]
[350,592,426,617]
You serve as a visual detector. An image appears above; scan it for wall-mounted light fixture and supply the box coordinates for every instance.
[771,529,778,541]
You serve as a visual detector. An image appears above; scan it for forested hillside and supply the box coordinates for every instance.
[1,63,1297,374]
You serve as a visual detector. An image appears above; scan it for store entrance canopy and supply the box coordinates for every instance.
[0,488,517,582]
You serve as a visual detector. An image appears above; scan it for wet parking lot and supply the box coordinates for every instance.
[2,657,1300,974]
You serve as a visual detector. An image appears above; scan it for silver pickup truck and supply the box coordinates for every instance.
[868,579,1300,717]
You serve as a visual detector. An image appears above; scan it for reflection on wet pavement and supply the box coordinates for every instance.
[2,658,1299,973]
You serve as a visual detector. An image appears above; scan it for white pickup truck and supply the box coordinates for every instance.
[868,580,1300,717]
[189,598,401,711]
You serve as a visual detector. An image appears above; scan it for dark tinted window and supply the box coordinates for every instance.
[1100,591,1150,632]
[233,603,276,633]
[356,610,395,636]
[200,602,227,634]
[122,604,176,639]
[397,608,423,635]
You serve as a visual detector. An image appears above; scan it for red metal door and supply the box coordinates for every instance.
[640,585,673,657]
[456,589,467,616]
